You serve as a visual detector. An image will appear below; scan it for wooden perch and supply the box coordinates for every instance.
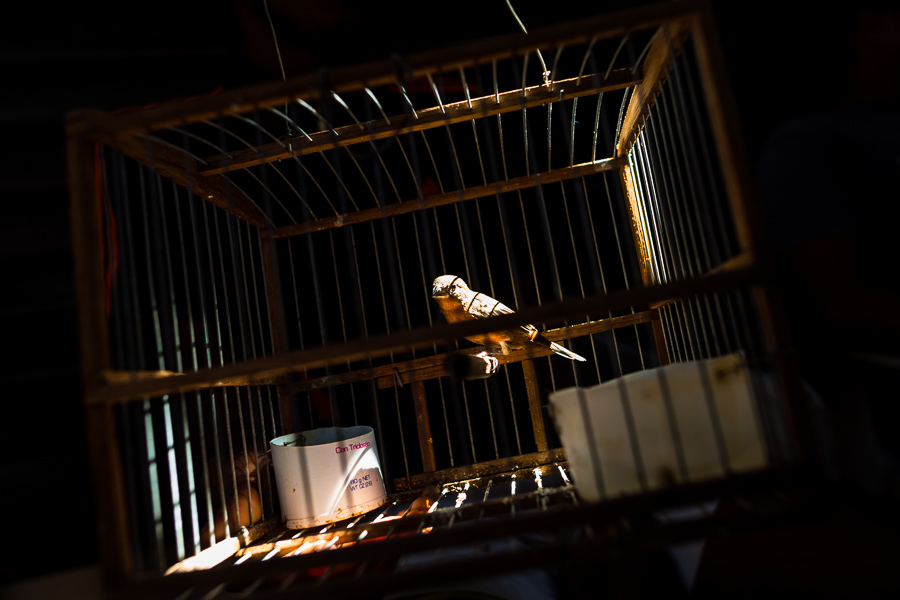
[280,311,655,393]
[84,266,761,406]
[374,311,655,388]
[109,311,652,400]
[392,449,568,493]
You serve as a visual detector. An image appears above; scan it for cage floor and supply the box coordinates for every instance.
[174,466,575,593]
[136,466,827,600]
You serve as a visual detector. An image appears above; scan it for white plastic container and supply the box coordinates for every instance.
[270,426,388,528]
[548,352,767,502]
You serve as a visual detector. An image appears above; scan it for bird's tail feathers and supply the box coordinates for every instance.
[550,342,586,362]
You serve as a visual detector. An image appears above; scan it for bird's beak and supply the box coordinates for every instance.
[432,283,445,298]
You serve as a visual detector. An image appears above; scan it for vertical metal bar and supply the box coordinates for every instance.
[698,359,731,475]
[656,85,698,270]
[184,190,218,550]
[672,303,690,362]
[156,176,190,562]
[517,193,541,307]
[546,97,553,172]
[662,73,737,356]
[673,300,703,359]
[576,387,607,499]
[660,304,681,362]
[107,151,151,571]
[397,112,455,469]
[326,228,359,427]
[662,68,713,275]
[627,149,653,282]
[622,153,654,286]
[140,166,180,566]
[644,111,687,280]
[546,84,595,379]
[657,368,689,482]
[670,301,694,361]
[522,54,531,176]
[234,218,261,529]
[610,164,650,369]
[323,119,395,474]
[458,379,478,464]
[468,114,521,458]
[634,130,669,285]
[579,172,620,375]
[355,82,418,475]
[434,70,506,462]
[365,216,413,477]
[651,308,670,365]
[200,198,232,542]
[169,182,203,557]
[553,180,586,383]
[416,111,478,466]
[569,97,579,167]
[583,170,621,374]
[592,90,605,162]
[392,382,412,480]
[211,204,243,539]
[617,379,648,491]
[246,222,276,516]
[141,397,165,568]
[286,241,315,429]
[410,210,455,465]
[661,52,730,363]
[470,64,526,455]
[652,90,716,357]
[659,84,730,354]
[637,119,672,285]
[680,301,701,360]
[686,17,756,258]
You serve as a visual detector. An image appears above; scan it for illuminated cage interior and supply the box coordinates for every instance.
[67,1,808,597]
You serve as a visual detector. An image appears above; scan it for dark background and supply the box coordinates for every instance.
[0,0,856,586]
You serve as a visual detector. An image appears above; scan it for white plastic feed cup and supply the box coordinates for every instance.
[270,426,388,528]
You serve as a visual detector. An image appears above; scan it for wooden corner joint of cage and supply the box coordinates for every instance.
[65,108,116,139]
[614,17,691,158]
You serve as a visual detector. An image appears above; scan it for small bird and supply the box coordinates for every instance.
[431,275,586,361]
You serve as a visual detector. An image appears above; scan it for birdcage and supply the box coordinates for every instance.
[66,1,815,597]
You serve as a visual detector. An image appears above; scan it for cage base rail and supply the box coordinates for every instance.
[116,465,821,600]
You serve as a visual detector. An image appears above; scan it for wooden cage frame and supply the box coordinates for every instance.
[66,0,812,596]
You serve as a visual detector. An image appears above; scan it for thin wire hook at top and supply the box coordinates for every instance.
[505,0,550,84]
